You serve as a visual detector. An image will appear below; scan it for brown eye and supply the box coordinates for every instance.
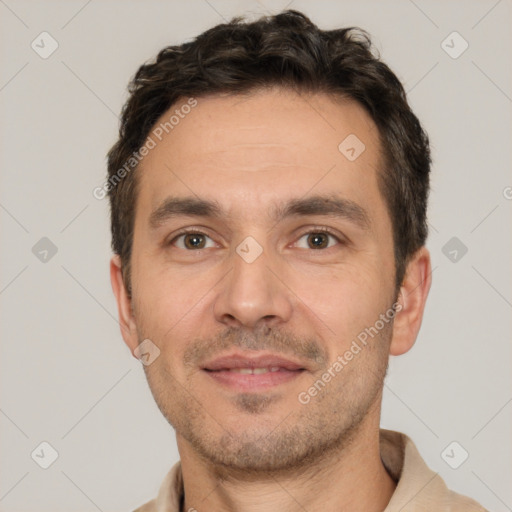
[295,230,340,250]
[307,232,330,249]
[183,233,206,249]
[170,231,215,250]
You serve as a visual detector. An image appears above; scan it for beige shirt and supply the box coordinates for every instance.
[133,429,488,512]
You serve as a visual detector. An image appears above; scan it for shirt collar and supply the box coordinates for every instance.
[140,429,486,512]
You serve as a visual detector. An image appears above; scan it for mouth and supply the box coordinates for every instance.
[201,352,307,391]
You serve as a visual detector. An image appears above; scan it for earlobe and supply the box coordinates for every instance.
[110,254,139,354]
[389,247,432,356]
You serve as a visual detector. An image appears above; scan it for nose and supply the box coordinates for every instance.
[213,240,293,330]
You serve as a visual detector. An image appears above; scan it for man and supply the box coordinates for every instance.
[107,10,487,512]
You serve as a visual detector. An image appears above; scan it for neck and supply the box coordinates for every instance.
[177,416,396,512]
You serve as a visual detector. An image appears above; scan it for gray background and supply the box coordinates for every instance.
[1,0,511,510]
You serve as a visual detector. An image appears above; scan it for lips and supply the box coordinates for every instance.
[202,352,306,392]
[219,367,282,374]
[202,353,306,372]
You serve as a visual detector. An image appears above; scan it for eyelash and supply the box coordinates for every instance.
[168,227,344,250]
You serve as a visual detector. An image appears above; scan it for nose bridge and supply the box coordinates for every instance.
[213,234,293,329]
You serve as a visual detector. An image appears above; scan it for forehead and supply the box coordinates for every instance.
[135,88,385,225]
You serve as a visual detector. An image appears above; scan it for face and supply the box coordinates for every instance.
[124,88,400,471]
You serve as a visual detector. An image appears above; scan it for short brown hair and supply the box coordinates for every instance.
[107,10,431,297]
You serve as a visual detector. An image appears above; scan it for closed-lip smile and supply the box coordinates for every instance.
[201,351,307,391]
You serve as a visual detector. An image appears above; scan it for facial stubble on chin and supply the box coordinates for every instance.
[138,319,393,474]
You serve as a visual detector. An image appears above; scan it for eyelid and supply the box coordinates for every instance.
[167,227,218,248]
[167,225,347,250]
[291,226,345,249]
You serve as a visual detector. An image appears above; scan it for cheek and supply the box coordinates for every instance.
[293,256,389,319]
[132,261,215,370]
[133,245,201,323]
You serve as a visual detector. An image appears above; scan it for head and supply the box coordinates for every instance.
[109,10,432,472]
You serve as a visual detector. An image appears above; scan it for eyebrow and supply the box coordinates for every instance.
[148,194,371,231]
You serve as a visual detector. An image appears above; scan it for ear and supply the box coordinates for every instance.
[110,254,139,356]
[389,246,432,356]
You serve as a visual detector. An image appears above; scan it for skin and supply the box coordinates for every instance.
[111,88,431,512]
